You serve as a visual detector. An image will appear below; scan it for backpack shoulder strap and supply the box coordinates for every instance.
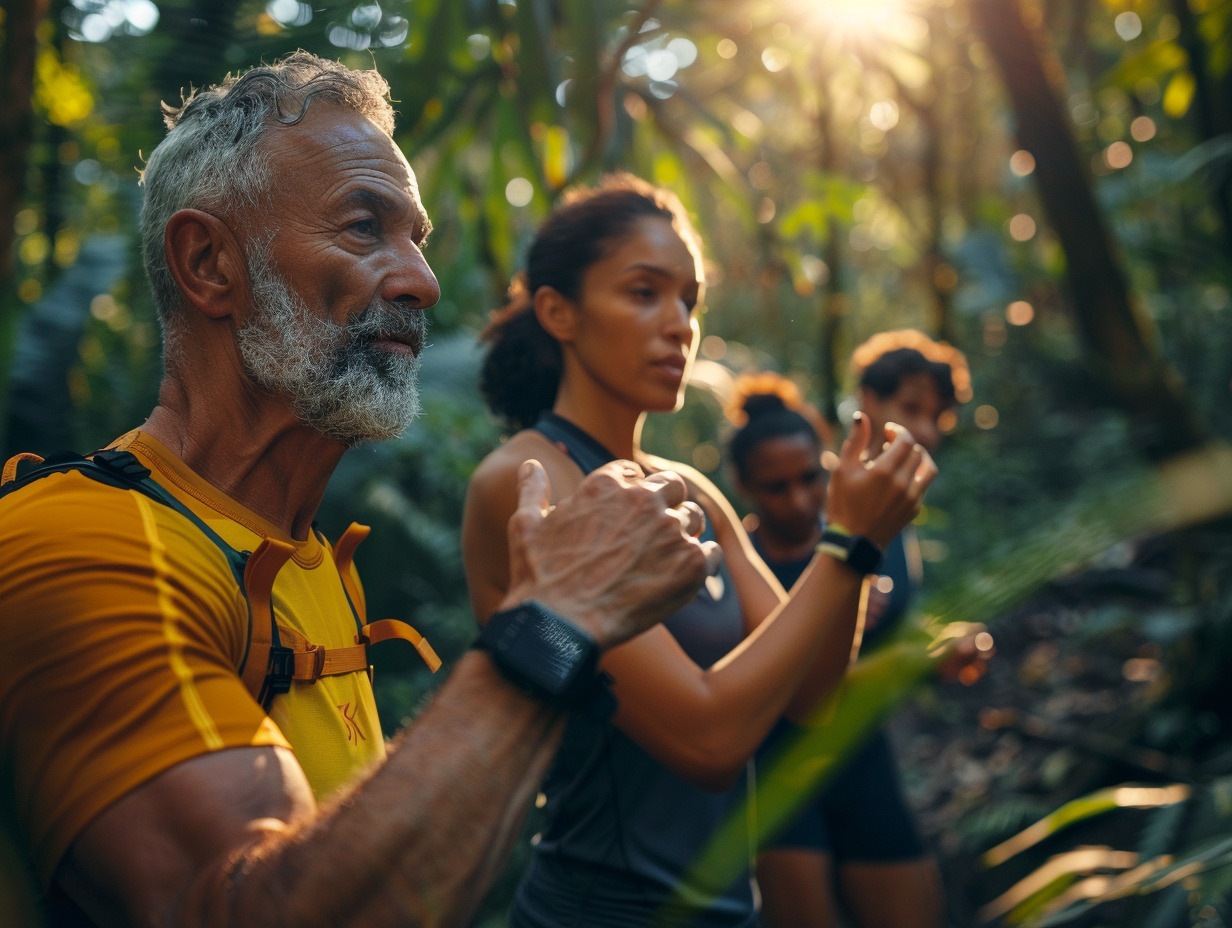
[237,537,297,706]
[3,449,250,581]
[1,449,440,708]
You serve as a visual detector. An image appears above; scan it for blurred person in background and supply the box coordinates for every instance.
[732,332,984,928]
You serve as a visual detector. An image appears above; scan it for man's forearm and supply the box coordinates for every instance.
[194,653,566,928]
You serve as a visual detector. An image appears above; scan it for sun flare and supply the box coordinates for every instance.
[794,0,928,49]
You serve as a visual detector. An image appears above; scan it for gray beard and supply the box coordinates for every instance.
[237,252,426,445]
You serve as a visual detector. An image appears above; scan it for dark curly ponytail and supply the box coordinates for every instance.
[479,173,701,431]
[478,274,564,431]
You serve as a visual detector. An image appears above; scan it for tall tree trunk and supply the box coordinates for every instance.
[0,0,52,449]
[970,0,1206,460]
[1167,0,1232,255]
[0,0,48,293]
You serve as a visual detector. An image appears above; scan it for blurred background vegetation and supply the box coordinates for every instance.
[3,0,1232,924]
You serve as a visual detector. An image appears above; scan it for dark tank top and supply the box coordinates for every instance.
[510,413,756,928]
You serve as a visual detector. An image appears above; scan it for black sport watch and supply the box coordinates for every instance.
[474,600,615,717]
[816,528,883,575]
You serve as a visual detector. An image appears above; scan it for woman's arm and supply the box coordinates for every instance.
[645,454,788,636]
[668,463,865,721]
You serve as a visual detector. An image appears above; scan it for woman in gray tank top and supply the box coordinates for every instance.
[461,174,937,927]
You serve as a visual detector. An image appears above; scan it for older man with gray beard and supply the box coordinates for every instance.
[0,51,717,928]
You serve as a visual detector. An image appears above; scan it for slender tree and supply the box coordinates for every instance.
[971,0,1206,459]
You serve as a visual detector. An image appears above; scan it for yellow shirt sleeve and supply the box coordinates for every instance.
[0,471,290,885]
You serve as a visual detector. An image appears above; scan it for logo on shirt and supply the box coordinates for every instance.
[338,702,367,743]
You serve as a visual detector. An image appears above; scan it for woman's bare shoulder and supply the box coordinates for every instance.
[469,428,581,505]
[471,430,552,479]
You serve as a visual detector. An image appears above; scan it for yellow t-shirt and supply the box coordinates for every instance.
[0,431,384,885]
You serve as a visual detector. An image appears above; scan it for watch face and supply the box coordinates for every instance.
[533,617,590,691]
[848,536,881,574]
[483,602,598,700]
[819,530,882,574]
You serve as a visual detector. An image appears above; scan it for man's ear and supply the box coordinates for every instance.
[164,209,245,320]
[532,286,578,344]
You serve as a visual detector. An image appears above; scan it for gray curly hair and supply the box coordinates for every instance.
[139,51,395,349]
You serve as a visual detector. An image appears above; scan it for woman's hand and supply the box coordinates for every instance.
[824,412,938,549]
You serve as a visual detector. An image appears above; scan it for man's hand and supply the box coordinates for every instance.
[501,459,719,650]
[825,412,938,549]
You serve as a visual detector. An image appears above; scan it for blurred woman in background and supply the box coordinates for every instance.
[732,340,973,928]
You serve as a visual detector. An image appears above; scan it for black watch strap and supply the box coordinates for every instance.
[816,529,883,575]
[474,600,616,718]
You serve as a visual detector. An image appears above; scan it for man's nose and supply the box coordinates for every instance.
[384,239,440,309]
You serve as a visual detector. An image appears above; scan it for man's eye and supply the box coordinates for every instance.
[350,219,378,236]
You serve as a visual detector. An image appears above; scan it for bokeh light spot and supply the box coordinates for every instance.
[869,100,900,131]
[1009,149,1036,176]
[800,255,830,285]
[644,49,678,82]
[91,294,119,322]
[623,93,647,120]
[18,280,42,303]
[14,209,38,236]
[1105,140,1133,169]
[666,37,698,68]
[267,0,312,26]
[467,33,491,59]
[350,2,382,30]
[1115,11,1143,40]
[732,110,761,139]
[1131,115,1156,141]
[1008,214,1036,241]
[692,442,720,473]
[328,24,371,49]
[761,47,791,72]
[376,16,409,47]
[700,335,727,360]
[748,161,774,190]
[19,233,49,265]
[505,177,534,207]
[1006,300,1035,325]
